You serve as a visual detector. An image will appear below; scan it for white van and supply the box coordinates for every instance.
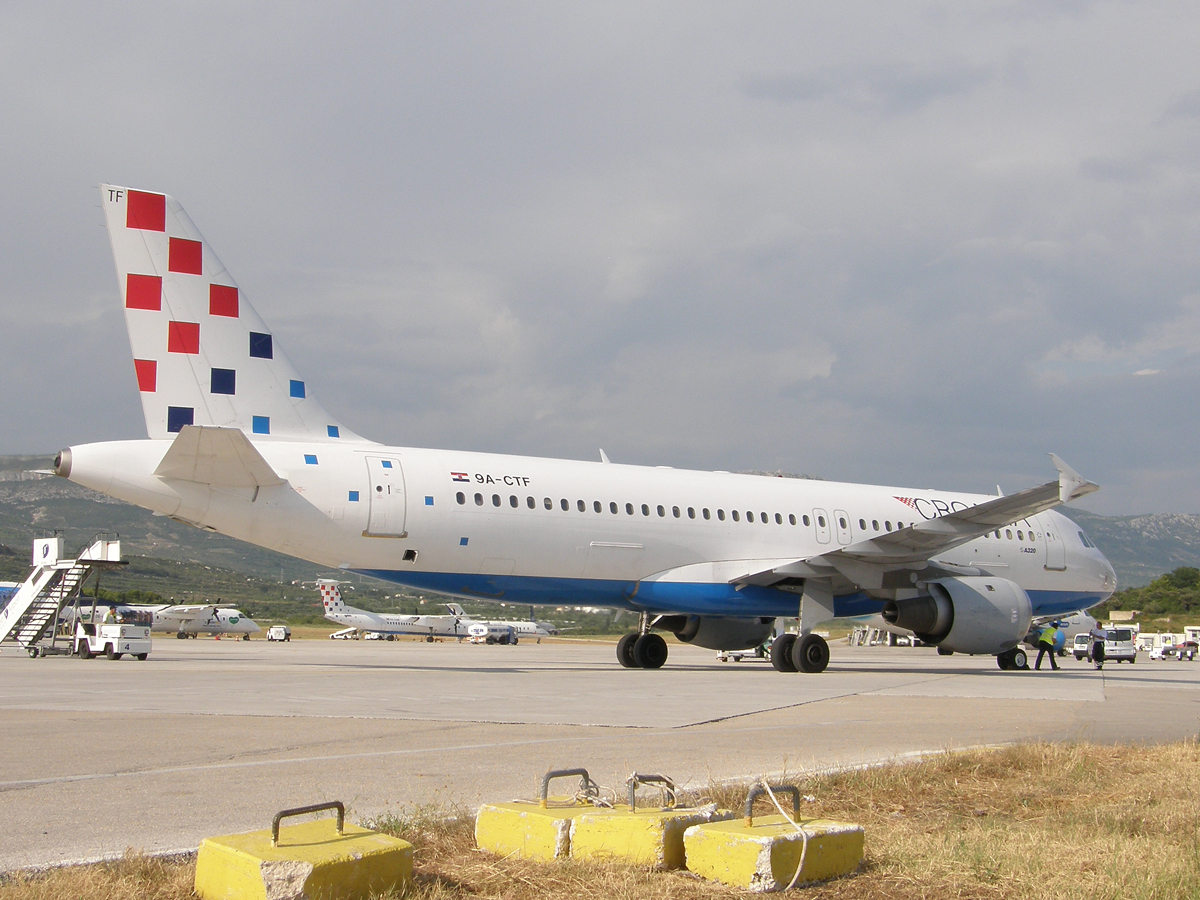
[1104,627,1137,663]
[267,625,291,642]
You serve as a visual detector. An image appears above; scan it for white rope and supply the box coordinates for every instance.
[761,780,811,891]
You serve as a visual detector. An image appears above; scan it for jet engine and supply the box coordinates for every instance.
[659,615,776,651]
[881,576,1031,655]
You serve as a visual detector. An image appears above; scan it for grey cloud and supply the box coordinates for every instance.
[741,62,993,113]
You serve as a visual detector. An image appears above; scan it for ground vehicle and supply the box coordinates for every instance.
[267,625,291,642]
[1073,634,1091,661]
[74,621,151,660]
[1104,628,1137,664]
[363,631,396,641]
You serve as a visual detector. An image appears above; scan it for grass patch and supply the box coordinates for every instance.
[4,741,1197,899]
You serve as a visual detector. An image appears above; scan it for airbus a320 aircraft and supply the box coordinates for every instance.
[53,186,1117,673]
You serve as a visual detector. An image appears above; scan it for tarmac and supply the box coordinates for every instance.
[1,636,1197,872]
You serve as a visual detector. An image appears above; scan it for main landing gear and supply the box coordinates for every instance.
[770,632,830,673]
[617,631,668,669]
[617,613,669,669]
[996,647,1029,670]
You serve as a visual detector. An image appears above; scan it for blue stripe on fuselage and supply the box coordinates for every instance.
[351,571,1104,619]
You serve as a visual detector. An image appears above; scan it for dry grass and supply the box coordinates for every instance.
[4,741,1198,899]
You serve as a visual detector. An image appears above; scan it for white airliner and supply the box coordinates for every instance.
[318,580,471,640]
[69,602,261,638]
[444,603,560,639]
[52,186,1117,673]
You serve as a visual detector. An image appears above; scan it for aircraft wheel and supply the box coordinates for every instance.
[633,633,668,669]
[616,633,639,668]
[176,632,187,640]
[1011,648,1028,670]
[792,633,830,673]
[242,634,250,641]
[770,633,798,672]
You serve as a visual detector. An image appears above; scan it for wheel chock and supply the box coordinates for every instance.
[683,786,863,891]
[569,773,733,870]
[475,768,616,861]
[194,801,412,900]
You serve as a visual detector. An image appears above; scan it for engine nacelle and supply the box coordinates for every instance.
[665,615,775,651]
[881,576,1032,655]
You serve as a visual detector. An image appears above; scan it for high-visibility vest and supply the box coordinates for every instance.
[1039,626,1057,646]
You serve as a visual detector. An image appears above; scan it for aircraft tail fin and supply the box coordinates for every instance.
[100,185,359,443]
[317,579,346,614]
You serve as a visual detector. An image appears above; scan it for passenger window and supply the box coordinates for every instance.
[745,511,753,523]
[577,499,586,512]
[527,496,535,508]
[657,505,665,517]
[859,519,866,530]
[475,493,484,506]
[626,502,634,515]
[561,498,569,511]
[760,512,767,523]
[703,508,711,520]
[642,504,650,516]
[544,497,552,509]
[492,494,501,507]
[885,521,891,531]
[732,510,741,522]
[775,513,783,524]
[456,492,465,505]
[672,506,681,518]
[688,507,696,519]
[817,516,826,527]
[897,521,904,529]
[839,517,847,529]
[1006,529,1012,539]
[510,495,518,508]
[610,501,618,514]
[789,514,796,525]
[872,520,879,531]
[1017,530,1023,540]
[717,509,725,521]
[594,500,602,513]
[994,530,1000,539]
[802,515,810,526]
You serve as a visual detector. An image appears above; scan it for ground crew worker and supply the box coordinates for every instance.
[1089,623,1109,670]
[1034,623,1060,670]
[102,606,116,625]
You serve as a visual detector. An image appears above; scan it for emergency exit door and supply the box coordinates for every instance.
[364,457,407,537]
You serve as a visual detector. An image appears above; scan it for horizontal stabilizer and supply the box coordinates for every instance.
[154,425,286,488]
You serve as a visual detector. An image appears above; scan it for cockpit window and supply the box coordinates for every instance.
[1078,530,1096,549]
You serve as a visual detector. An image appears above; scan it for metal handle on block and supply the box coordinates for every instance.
[626,773,676,811]
[539,768,595,808]
[745,785,799,827]
[271,801,345,846]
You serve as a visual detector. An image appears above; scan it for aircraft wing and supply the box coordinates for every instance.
[733,455,1098,591]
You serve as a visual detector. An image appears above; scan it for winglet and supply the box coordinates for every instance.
[1049,453,1099,503]
[599,449,611,464]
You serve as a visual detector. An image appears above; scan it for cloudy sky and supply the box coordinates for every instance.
[2,2,1198,514]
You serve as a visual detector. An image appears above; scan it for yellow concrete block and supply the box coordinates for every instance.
[683,815,864,892]
[194,819,412,900]
[474,800,600,861]
[570,803,733,870]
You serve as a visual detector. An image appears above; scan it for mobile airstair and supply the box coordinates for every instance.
[0,534,125,657]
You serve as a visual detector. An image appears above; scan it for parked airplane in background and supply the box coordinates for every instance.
[318,580,471,640]
[53,185,1117,673]
[445,603,560,640]
[69,602,261,638]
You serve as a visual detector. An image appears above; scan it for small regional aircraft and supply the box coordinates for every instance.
[53,186,1117,672]
[445,603,560,639]
[68,602,261,639]
[318,580,471,640]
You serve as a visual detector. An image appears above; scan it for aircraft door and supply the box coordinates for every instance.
[833,509,853,545]
[1039,514,1067,571]
[364,457,407,537]
[813,508,831,544]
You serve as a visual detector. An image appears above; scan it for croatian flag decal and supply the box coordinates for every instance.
[451,472,470,482]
